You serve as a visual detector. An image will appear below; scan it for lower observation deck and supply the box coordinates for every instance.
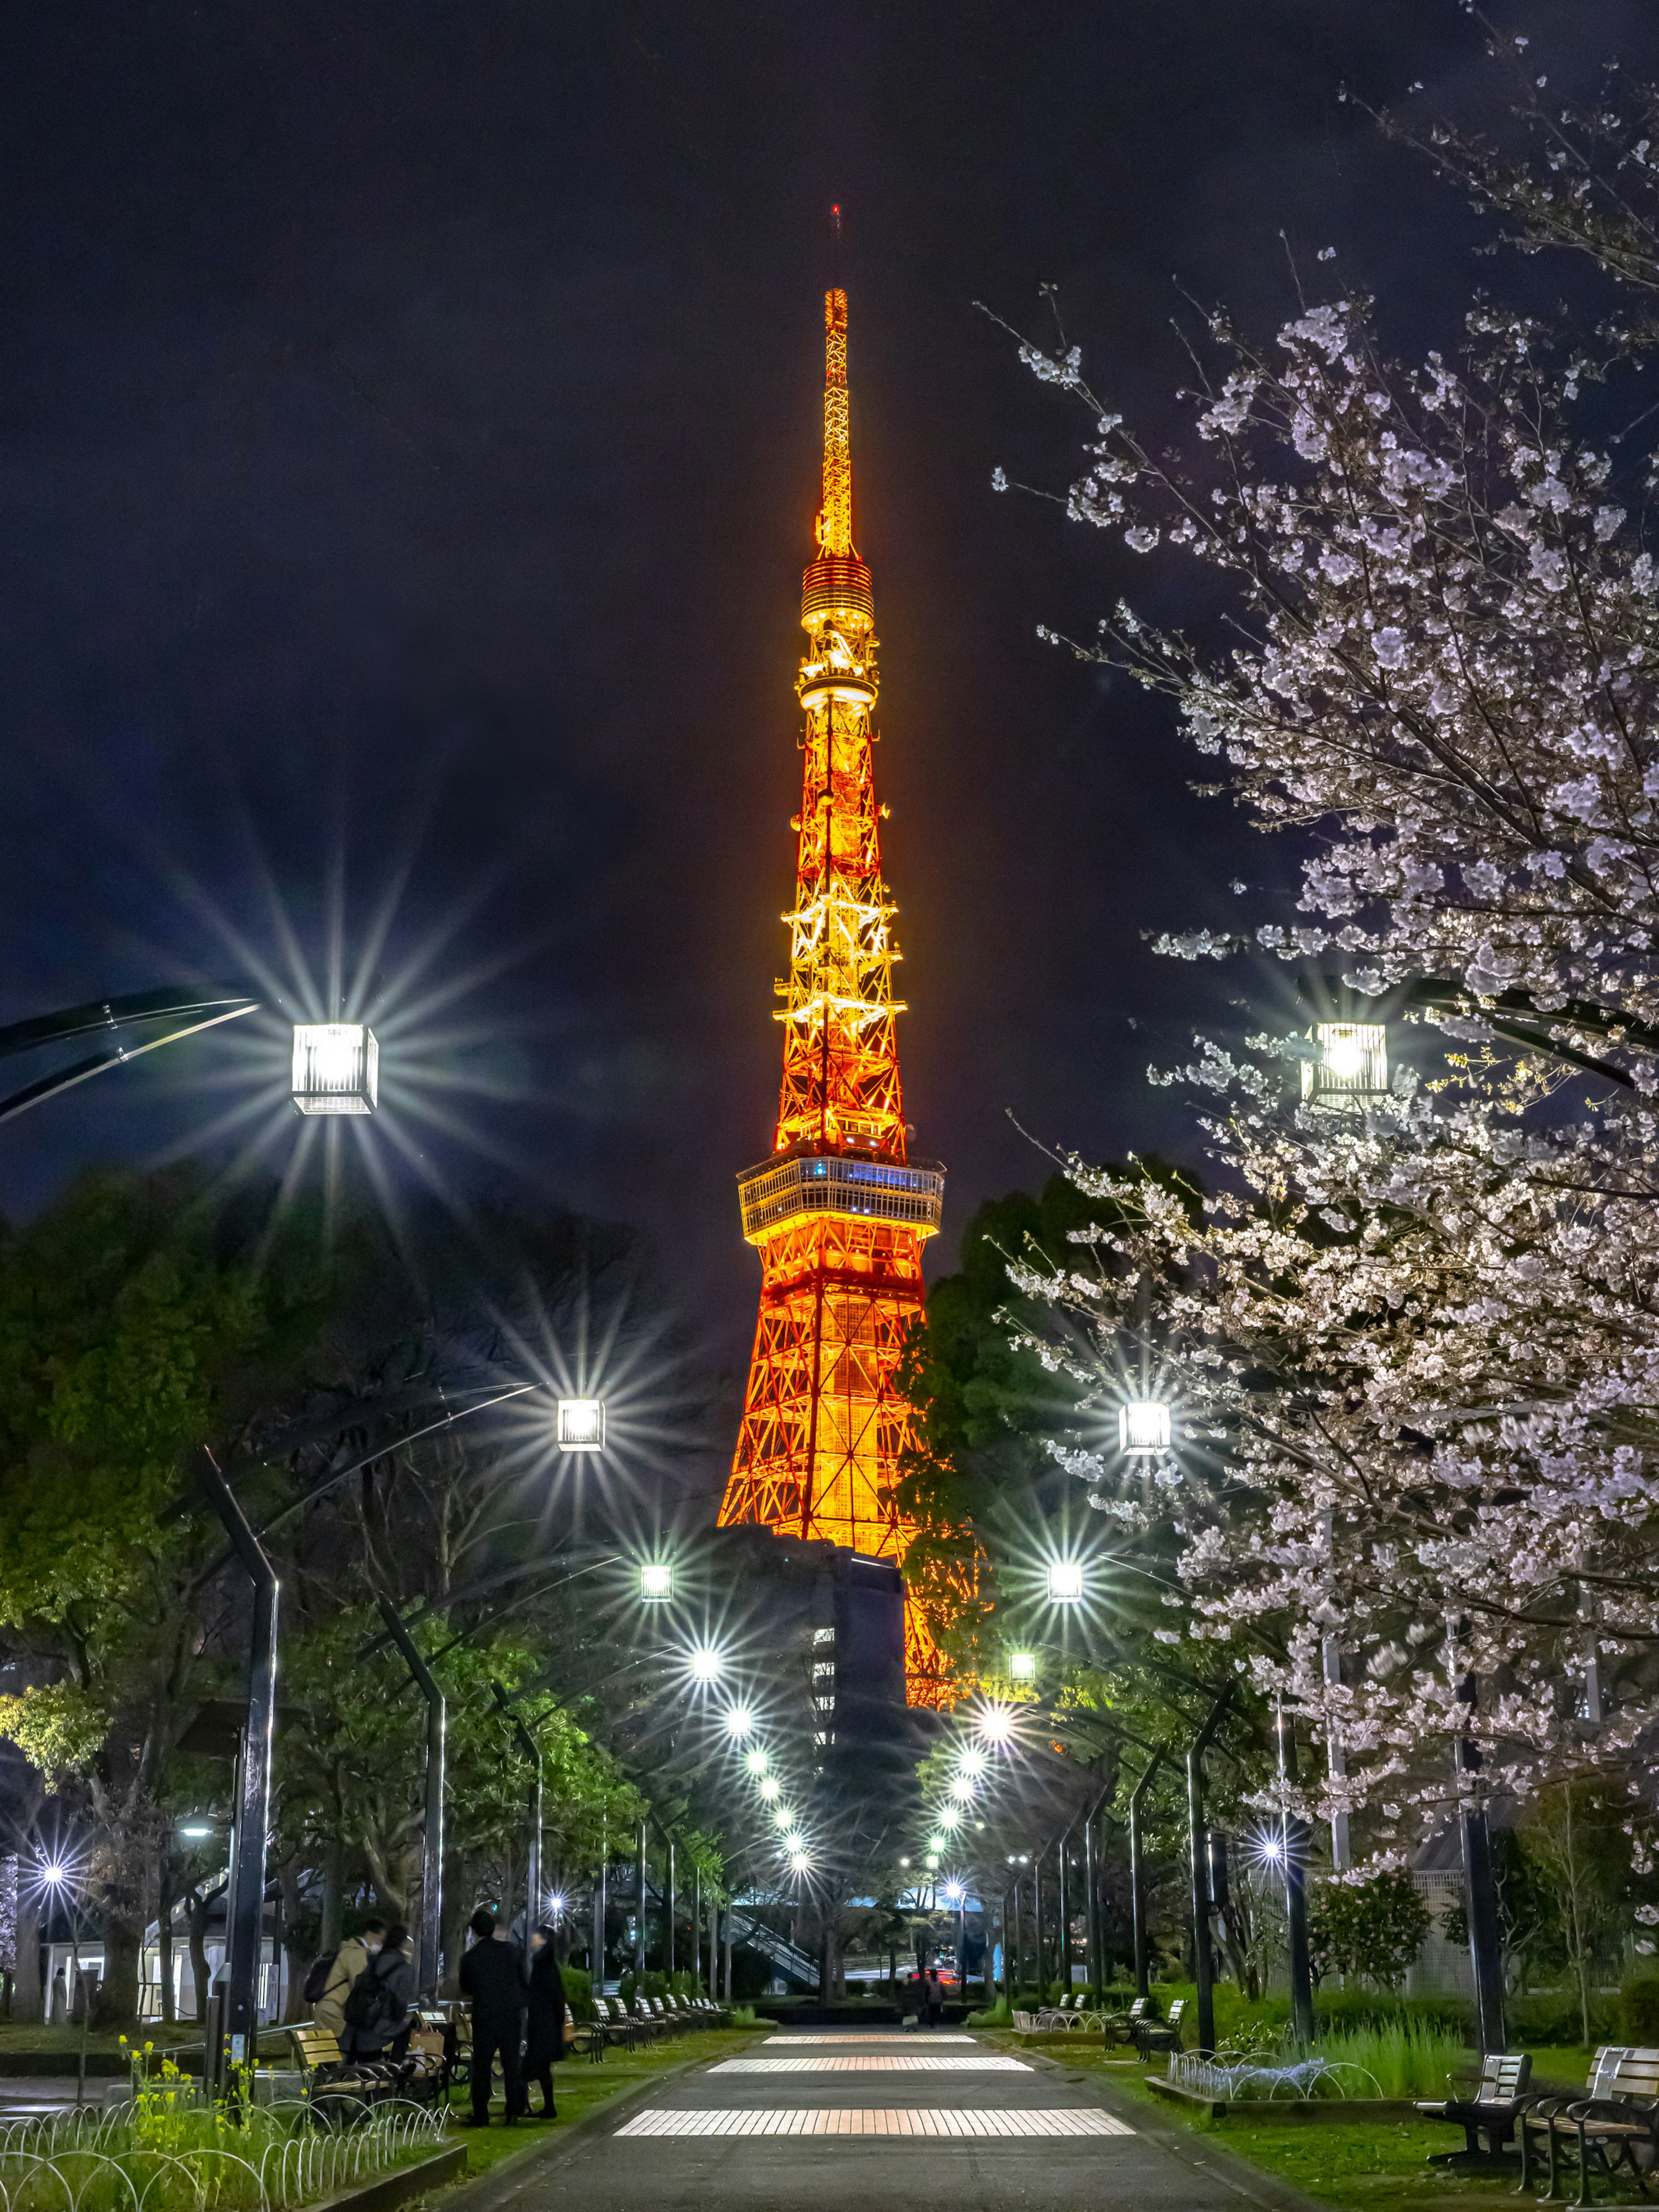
[737,1144,945,1244]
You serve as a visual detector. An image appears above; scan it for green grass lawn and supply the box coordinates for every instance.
[438,2027,758,2185]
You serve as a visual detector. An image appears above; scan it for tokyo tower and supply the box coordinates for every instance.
[718,282,948,1706]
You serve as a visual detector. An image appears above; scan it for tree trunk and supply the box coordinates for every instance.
[439,1854,469,1999]
[278,1862,309,2023]
[187,1888,213,2022]
[320,1837,345,1954]
[14,1895,41,2021]
[158,1869,176,2025]
[93,1908,143,2031]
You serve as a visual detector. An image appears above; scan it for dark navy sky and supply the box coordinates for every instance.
[0,1,1648,1398]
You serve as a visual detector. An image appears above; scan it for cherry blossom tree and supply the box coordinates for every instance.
[985,46,1659,1870]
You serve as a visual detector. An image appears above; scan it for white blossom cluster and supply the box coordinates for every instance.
[1013,298,1659,1057]
[994,209,1659,1854]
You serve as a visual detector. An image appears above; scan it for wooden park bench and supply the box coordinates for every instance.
[1415,2050,1532,2161]
[1131,1997,1185,2057]
[564,2003,604,2064]
[1520,2047,1659,2205]
[590,1999,637,2052]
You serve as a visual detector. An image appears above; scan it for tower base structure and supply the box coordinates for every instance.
[720,1147,950,1707]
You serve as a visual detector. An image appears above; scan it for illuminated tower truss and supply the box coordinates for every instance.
[719,287,949,1707]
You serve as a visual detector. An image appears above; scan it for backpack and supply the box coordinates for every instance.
[343,1951,406,2036]
[302,1949,340,2008]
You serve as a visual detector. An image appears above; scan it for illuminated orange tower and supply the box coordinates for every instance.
[718,285,947,1705]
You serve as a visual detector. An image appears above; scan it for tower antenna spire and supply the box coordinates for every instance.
[718,278,951,1709]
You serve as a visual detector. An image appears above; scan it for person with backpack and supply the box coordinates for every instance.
[343,1923,416,2061]
[309,1916,387,2041]
[458,1907,527,2126]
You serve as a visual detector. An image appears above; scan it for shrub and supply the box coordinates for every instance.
[1309,1871,1432,1991]
[1620,1970,1659,2044]
[562,1964,593,2020]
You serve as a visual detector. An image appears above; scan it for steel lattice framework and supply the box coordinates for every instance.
[718,288,950,1707]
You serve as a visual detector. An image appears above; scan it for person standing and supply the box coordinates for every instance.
[314,1917,386,2042]
[925,1966,944,2028]
[343,1924,416,2062]
[459,1908,526,2126]
[522,1926,566,2119]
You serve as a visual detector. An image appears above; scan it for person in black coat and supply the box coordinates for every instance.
[458,1908,528,2125]
[522,1926,566,2117]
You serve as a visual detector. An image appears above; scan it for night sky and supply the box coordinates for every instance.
[0,1,1650,1405]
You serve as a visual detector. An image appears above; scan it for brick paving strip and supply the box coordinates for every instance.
[761,2033,975,2045]
[614,2106,1136,2138]
[713,2054,1032,2073]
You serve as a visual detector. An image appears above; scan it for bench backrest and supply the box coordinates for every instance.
[1605,2051,1659,2102]
[291,2026,343,2068]
[1166,1999,1186,2026]
[1478,2053,1532,2100]
[1587,2047,1633,2097]
[1127,1998,1148,2021]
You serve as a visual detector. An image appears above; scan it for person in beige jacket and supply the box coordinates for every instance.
[313,1916,386,2040]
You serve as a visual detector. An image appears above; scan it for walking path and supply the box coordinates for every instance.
[454,2025,1325,2212]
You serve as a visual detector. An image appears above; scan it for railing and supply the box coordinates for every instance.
[737,1150,945,1240]
[1166,2050,1382,2103]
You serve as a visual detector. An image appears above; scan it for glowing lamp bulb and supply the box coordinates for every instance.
[557,1398,606,1452]
[976,1706,1015,1745]
[722,1705,753,1738]
[936,1808,960,1832]
[744,1747,769,1775]
[1047,1561,1085,1603]
[788,1850,810,1874]
[639,1562,673,1602]
[689,1649,722,1683]
[957,1751,986,1780]
[948,1776,975,1804]
[290,1023,377,1116]
[924,1855,940,1871]
[547,1892,566,1915]
[1119,1400,1172,1456]
[41,1862,68,1885]
[1304,1020,1389,1104]
[942,1883,964,1905]
[772,1806,792,1830]
[1009,1651,1037,1682]
[760,1775,782,1800]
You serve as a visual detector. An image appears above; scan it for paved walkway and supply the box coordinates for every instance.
[464,2026,1321,2212]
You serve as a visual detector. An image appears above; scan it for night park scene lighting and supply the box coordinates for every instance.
[2,7,1658,2196]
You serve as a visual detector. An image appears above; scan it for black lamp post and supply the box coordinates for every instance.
[1127,1753,1162,2001]
[197,1455,278,2098]
[1186,1688,1233,2057]
[491,1681,544,1946]
[379,1603,446,1997]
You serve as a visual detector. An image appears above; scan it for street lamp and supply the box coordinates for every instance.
[556,1398,606,1451]
[689,1649,723,1683]
[788,1850,811,1875]
[639,1563,674,1603]
[1119,1400,1172,1455]
[290,1023,378,1115]
[948,1775,976,1804]
[760,1776,782,1801]
[957,1750,986,1780]
[1009,1651,1037,1682]
[1047,1561,1085,1603]
[743,1746,768,1774]
[976,1705,1016,1745]
[772,1806,793,1830]
[1303,1020,1389,1106]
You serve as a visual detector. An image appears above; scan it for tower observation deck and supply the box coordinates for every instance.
[717,286,949,1707]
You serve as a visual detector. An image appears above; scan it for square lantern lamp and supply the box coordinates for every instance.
[639,1562,674,1603]
[1047,1561,1085,1604]
[1302,1021,1389,1106]
[291,1023,378,1116]
[556,1398,606,1452]
[1009,1651,1038,1683]
[1119,1400,1173,1456]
